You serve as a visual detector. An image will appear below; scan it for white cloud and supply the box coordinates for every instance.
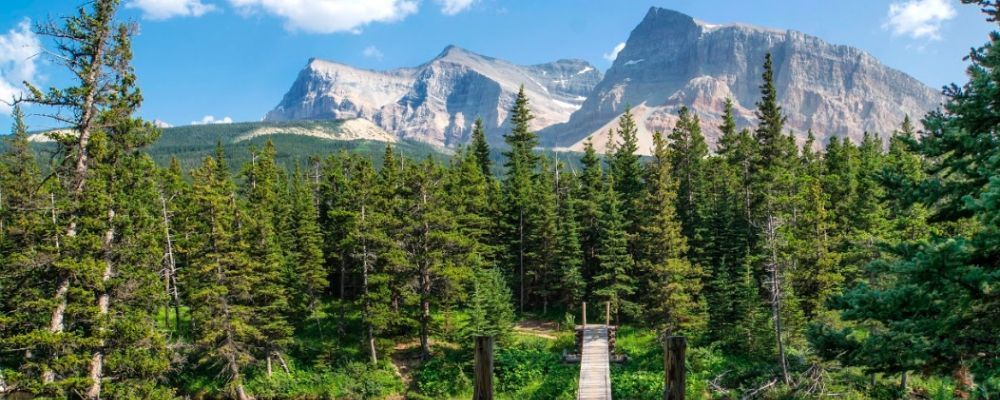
[126,0,215,20]
[192,115,233,125]
[603,42,625,62]
[153,119,173,128]
[883,0,956,40]
[363,45,384,60]
[436,0,475,16]
[229,0,418,34]
[0,19,41,114]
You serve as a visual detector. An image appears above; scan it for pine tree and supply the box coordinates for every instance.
[401,158,471,357]
[593,178,636,324]
[501,86,538,313]
[668,106,710,265]
[575,138,604,288]
[288,165,328,322]
[639,131,705,335]
[466,267,515,338]
[813,5,1000,394]
[240,141,293,376]
[525,157,561,313]
[609,106,645,239]
[186,154,257,400]
[554,163,585,309]
[470,117,492,177]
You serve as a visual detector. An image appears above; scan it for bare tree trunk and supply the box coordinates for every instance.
[360,204,378,365]
[275,352,290,373]
[87,208,115,399]
[766,212,790,385]
[160,194,181,332]
[266,355,273,377]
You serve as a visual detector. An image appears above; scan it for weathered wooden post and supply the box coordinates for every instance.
[581,302,587,328]
[473,336,494,400]
[605,301,610,326]
[663,336,686,400]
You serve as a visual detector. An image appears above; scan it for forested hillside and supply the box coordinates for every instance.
[0,1,996,399]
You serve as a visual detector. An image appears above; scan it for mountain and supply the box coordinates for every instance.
[540,7,943,154]
[265,46,603,147]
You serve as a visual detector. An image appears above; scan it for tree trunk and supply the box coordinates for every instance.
[766,212,790,385]
[86,209,116,399]
[361,204,378,365]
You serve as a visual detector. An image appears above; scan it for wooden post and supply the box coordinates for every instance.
[473,336,494,400]
[605,301,610,326]
[663,336,686,400]
[581,302,587,328]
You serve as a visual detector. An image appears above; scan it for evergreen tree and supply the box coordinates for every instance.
[501,85,539,313]
[554,163,585,309]
[813,5,1000,394]
[466,267,515,338]
[186,154,257,400]
[593,178,636,323]
[609,106,645,238]
[288,165,328,322]
[667,106,710,265]
[239,142,293,376]
[639,131,705,335]
[575,138,604,288]
[525,157,561,313]
[470,117,492,177]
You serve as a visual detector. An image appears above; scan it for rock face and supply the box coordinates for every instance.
[540,7,943,154]
[265,46,602,147]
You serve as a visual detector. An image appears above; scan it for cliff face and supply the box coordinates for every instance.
[540,7,943,154]
[265,46,602,147]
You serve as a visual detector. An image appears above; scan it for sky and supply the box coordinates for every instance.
[0,0,996,130]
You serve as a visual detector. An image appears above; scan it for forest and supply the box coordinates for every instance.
[0,0,996,399]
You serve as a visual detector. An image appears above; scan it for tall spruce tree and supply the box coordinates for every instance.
[639,131,705,335]
[501,86,539,313]
[609,107,645,239]
[593,177,636,324]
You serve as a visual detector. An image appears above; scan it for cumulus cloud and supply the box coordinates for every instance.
[603,42,625,62]
[192,115,233,125]
[883,0,956,40]
[153,119,173,128]
[229,0,418,34]
[0,19,41,114]
[127,0,215,20]
[363,45,384,60]
[436,0,475,16]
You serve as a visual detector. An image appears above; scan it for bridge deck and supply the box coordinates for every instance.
[577,325,611,400]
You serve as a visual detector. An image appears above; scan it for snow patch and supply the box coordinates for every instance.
[624,59,644,66]
[577,66,594,75]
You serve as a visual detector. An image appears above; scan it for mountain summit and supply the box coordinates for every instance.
[541,7,943,153]
[265,45,602,147]
[266,9,941,152]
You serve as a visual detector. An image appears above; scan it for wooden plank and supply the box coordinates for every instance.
[577,325,612,400]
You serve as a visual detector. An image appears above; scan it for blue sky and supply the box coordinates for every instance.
[0,0,995,130]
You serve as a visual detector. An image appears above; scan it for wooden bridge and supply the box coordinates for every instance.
[577,324,612,399]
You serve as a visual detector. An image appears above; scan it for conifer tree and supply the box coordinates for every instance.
[554,164,585,309]
[525,157,561,313]
[501,86,539,313]
[575,138,604,286]
[609,107,645,238]
[470,117,492,177]
[813,5,1000,394]
[288,165,328,322]
[668,106,710,264]
[593,178,636,324]
[186,153,257,400]
[466,267,515,338]
[240,142,293,375]
[639,131,705,335]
